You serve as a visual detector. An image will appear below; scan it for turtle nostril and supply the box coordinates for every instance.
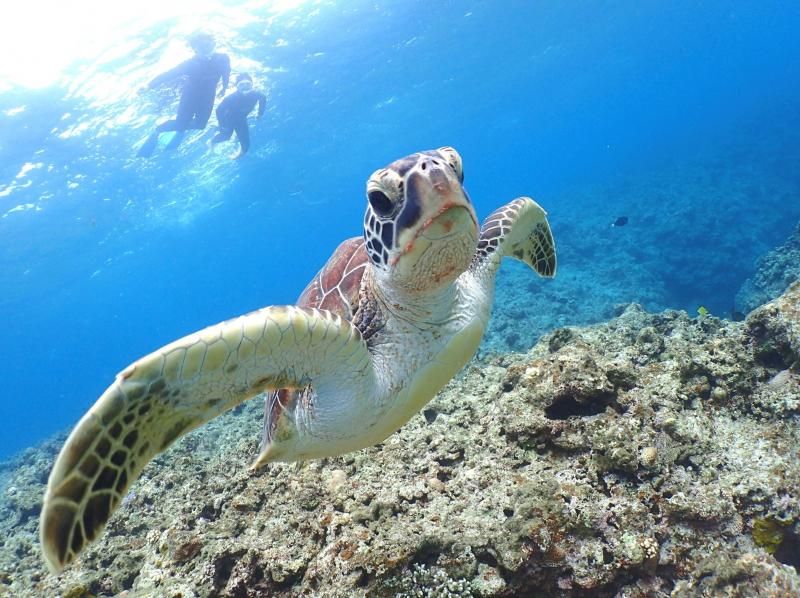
[420,162,427,171]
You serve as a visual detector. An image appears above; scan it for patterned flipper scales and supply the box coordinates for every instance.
[40,306,371,573]
[472,196,557,278]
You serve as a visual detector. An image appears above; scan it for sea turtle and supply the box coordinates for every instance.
[40,146,557,572]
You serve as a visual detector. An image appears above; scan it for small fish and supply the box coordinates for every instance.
[731,309,746,322]
[611,216,628,227]
[697,306,709,317]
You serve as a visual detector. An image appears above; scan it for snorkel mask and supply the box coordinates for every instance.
[236,74,254,92]
[189,32,216,57]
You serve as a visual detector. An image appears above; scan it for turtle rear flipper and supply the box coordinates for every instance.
[40,306,372,573]
[471,197,557,278]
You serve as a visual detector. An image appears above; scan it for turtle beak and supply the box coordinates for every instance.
[419,204,477,241]
[417,162,467,205]
[412,166,477,242]
[391,161,477,264]
[428,166,451,193]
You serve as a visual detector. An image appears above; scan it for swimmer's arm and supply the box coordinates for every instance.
[215,97,231,121]
[219,55,231,96]
[147,59,192,89]
[256,93,267,118]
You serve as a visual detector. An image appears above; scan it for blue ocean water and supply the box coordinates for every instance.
[0,0,798,460]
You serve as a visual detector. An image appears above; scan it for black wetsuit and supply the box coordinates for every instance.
[150,52,231,133]
[212,89,266,154]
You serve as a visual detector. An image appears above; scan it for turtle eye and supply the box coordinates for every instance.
[368,189,395,218]
[436,146,463,183]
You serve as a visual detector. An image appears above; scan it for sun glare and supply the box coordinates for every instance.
[0,0,314,90]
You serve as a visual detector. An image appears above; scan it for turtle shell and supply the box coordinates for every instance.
[296,236,368,317]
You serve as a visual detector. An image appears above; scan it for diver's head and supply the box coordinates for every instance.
[189,32,215,56]
[236,73,254,92]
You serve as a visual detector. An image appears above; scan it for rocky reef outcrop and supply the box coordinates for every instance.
[2,284,799,597]
[737,222,800,315]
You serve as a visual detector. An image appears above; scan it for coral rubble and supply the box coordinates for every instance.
[1,285,799,596]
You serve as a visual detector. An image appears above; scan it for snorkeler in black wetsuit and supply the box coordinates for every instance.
[211,73,266,159]
[137,32,230,157]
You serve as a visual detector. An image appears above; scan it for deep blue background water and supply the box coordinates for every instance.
[1,0,799,459]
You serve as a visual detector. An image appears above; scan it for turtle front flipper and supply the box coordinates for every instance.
[471,196,557,278]
[40,306,372,573]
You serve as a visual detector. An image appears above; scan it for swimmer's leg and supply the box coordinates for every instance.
[137,130,160,158]
[232,121,250,160]
[166,95,213,151]
[138,92,194,157]
[211,127,234,145]
[165,130,186,151]
[145,114,188,154]
[156,119,180,132]
[193,91,216,130]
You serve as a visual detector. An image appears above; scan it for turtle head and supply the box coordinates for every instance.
[364,147,478,294]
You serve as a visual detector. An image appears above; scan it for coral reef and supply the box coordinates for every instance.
[485,152,800,355]
[2,284,799,596]
[736,222,800,315]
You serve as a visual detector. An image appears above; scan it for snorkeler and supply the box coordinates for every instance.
[137,32,231,157]
[210,73,266,160]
